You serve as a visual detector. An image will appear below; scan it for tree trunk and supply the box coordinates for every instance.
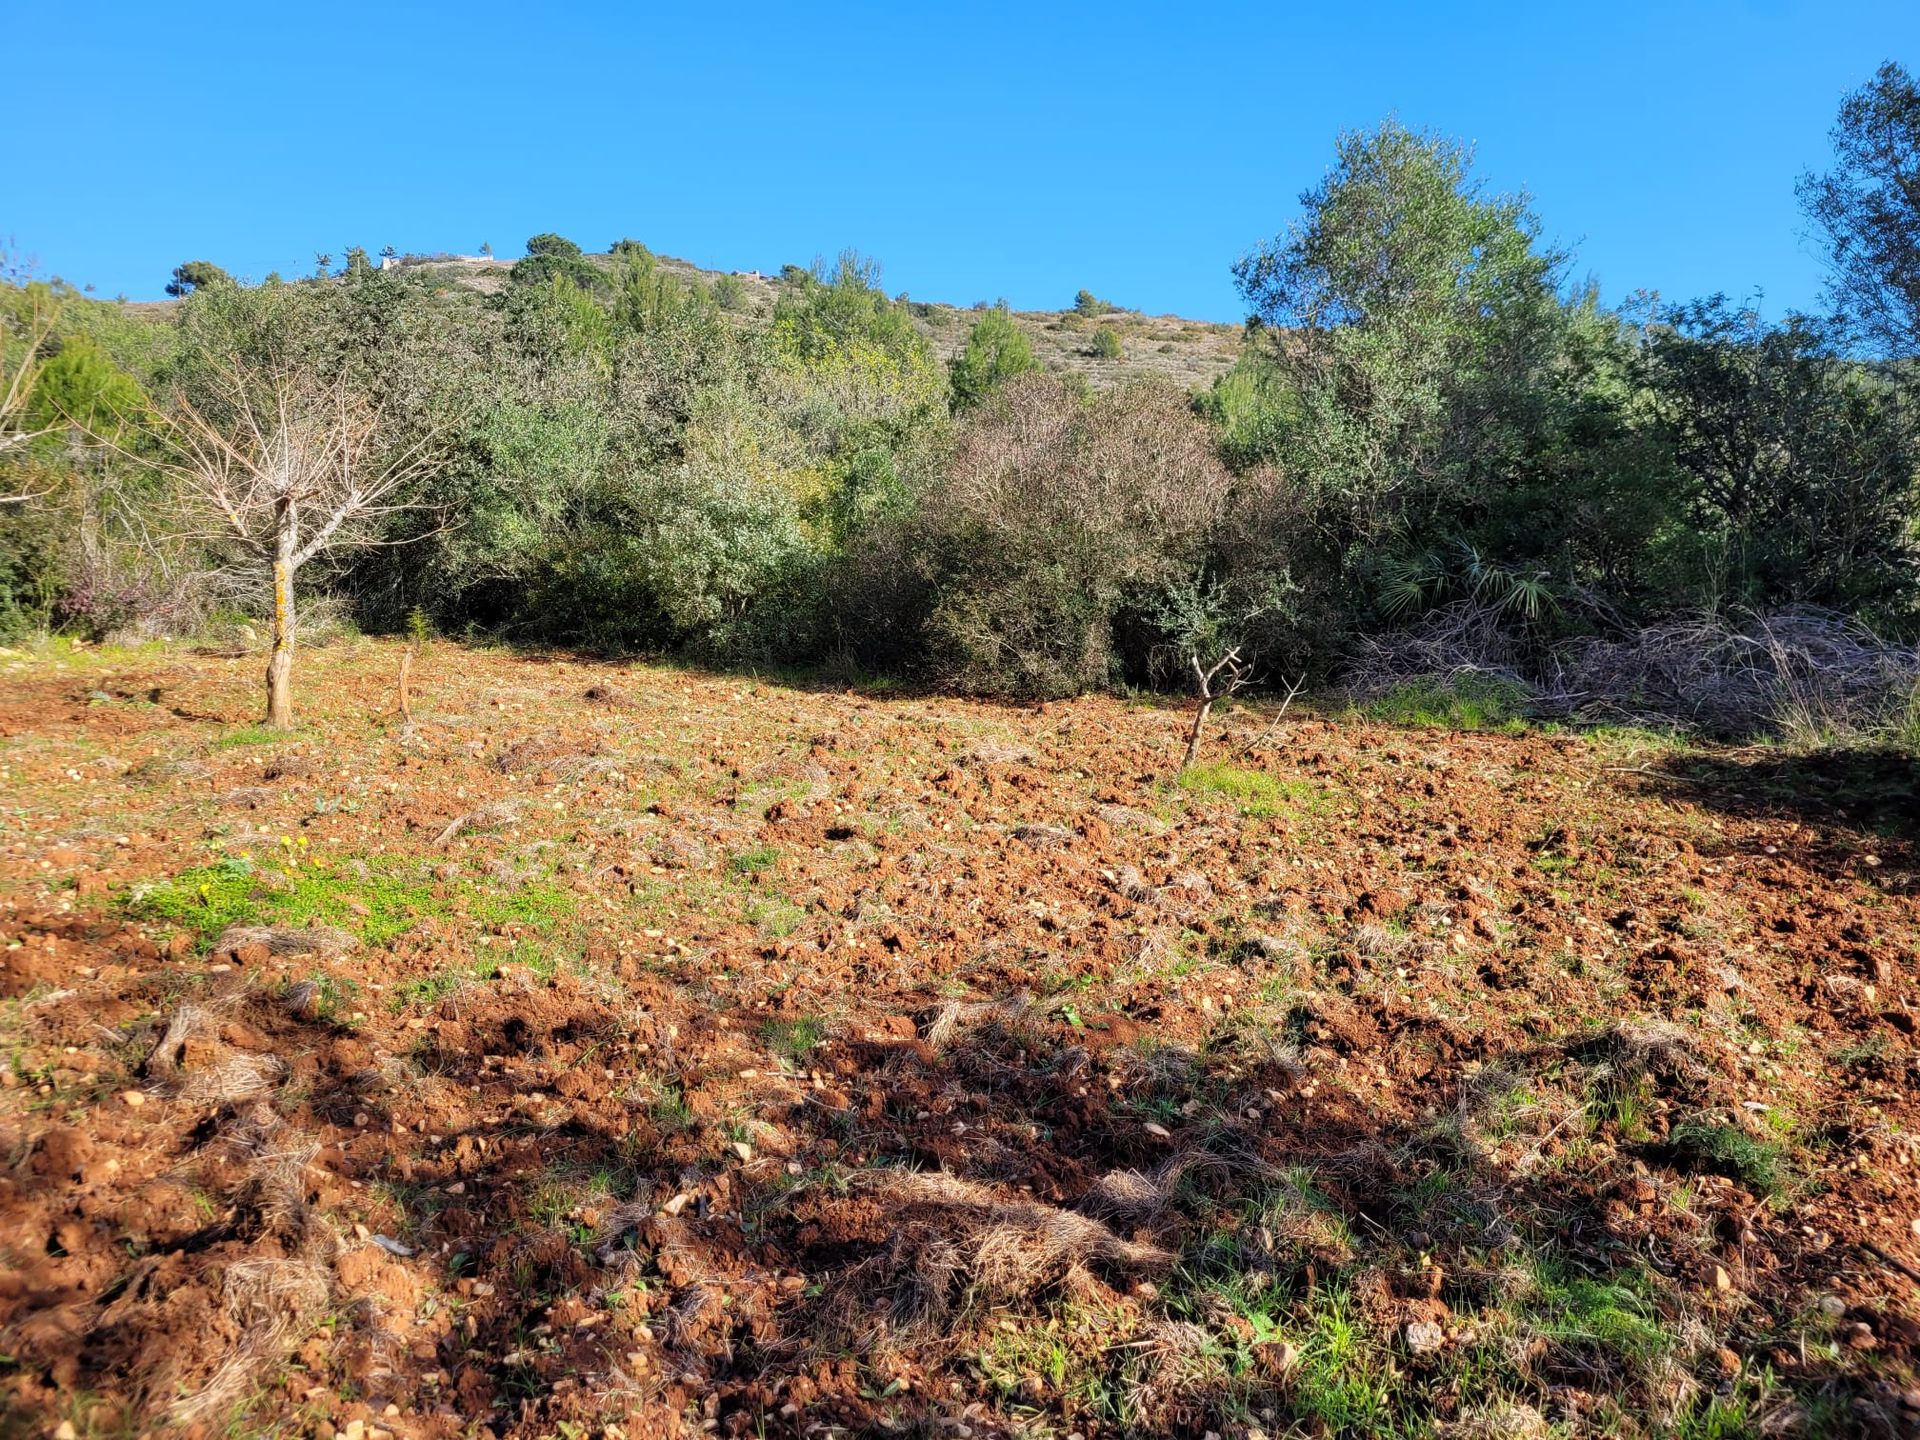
[1181,695,1213,771]
[265,518,296,728]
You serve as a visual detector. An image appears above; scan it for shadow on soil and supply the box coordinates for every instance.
[13,965,1905,1438]
[1651,744,1920,861]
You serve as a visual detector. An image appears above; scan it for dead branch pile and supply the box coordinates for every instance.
[1543,606,1920,735]
[1343,602,1920,737]
[1344,601,1529,700]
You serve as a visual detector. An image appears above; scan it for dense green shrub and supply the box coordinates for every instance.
[1089,326,1122,360]
[512,233,602,290]
[164,260,231,298]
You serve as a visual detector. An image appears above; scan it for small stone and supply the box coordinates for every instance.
[1712,1265,1732,1292]
[120,1089,146,1108]
[1844,1321,1877,1350]
[732,1141,753,1163]
[1142,1121,1171,1139]
[55,1423,77,1440]
[1405,1319,1445,1355]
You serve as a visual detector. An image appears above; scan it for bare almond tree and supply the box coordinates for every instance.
[146,356,442,727]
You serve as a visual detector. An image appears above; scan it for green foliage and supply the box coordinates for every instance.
[1233,121,1566,555]
[1665,1120,1789,1195]
[1198,347,1299,470]
[1175,762,1299,816]
[165,260,231,298]
[511,233,601,290]
[1376,540,1558,623]
[1798,61,1920,358]
[1644,297,1920,623]
[127,852,573,954]
[770,251,931,372]
[728,844,780,874]
[25,334,146,437]
[511,252,603,290]
[948,304,1038,410]
[525,233,584,260]
[761,1014,825,1066]
[6,84,1917,713]
[127,853,435,950]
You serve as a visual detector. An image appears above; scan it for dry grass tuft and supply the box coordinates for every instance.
[1439,1402,1552,1440]
[213,923,356,958]
[829,1170,1171,1342]
[176,1052,287,1105]
[1108,865,1161,904]
[960,739,1035,767]
[1571,1018,1704,1094]
[433,800,520,848]
[145,993,244,1077]
[1077,1154,1219,1225]
[167,1257,330,1425]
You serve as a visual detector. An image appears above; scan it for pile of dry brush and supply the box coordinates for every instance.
[1345,602,1920,738]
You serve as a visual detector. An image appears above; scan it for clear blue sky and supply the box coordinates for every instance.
[12,1,1916,320]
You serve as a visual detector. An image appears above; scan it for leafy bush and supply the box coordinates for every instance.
[711,273,749,312]
[906,375,1228,696]
[1089,325,1122,360]
[1073,288,1115,316]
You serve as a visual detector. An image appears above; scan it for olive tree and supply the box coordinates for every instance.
[1233,121,1565,545]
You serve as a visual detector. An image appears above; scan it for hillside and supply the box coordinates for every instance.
[377,248,1247,391]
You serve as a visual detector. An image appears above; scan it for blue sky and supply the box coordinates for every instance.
[12,2,1916,320]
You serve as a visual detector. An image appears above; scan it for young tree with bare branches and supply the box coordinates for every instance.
[0,282,59,499]
[144,357,442,727]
